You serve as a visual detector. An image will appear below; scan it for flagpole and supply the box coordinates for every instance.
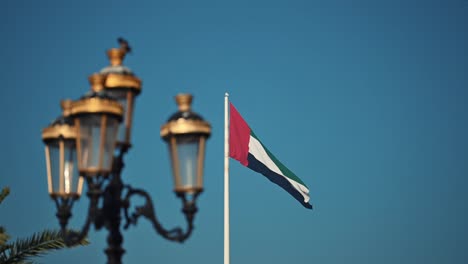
[224,92,230,264]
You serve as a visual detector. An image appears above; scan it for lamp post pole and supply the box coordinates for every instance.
[42,39,211,264]
[103,151,125,264]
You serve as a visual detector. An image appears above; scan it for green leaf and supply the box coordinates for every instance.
[0,232,10,246]
[0,229,89,264]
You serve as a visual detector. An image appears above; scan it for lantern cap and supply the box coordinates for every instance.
[42,100,78,141]
[100,38,141,93]
[69,78,124,119]
[42,115,76,142]
[51,115,74,126]
[101,65,134,75]
[160,94,211,140]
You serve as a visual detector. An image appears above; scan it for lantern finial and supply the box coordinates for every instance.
[61,99,73,116]
[89,73,106,92]
[107,38,131,66]
[175,94,193,112]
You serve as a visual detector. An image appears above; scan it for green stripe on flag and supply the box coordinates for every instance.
[250,130,307,187]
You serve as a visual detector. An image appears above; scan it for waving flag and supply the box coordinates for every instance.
[229,102,312,209]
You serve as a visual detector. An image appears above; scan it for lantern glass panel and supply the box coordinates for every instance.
[104,117,120,167]
[169,134,203,193]
[47,142,60,193]
[77,114,119,175]
[106,89,134,146]
[46,139,80,196]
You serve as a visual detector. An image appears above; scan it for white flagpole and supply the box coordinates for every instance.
[224,92,230,264]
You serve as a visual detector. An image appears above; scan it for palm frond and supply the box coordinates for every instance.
[1,229,89,264]
[0,227,9,246]
[0,187,10,204]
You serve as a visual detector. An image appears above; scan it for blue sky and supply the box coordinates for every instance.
[1,0,468,263]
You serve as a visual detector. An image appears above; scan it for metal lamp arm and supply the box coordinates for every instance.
[55,177,104,246]
[122,186,197,243]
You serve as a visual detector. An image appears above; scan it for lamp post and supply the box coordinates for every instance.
[41,39,211,264]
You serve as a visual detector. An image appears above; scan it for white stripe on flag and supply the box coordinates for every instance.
[248,135,310,203]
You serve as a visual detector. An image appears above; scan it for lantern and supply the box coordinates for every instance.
[160,94,211,197]
[100,41,142,150]
[42,100,83,199]
[69,73,123,177]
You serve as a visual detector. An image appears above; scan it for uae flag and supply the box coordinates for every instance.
[229,103,312,209]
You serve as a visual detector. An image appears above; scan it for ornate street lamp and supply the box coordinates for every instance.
[41,39,211,264]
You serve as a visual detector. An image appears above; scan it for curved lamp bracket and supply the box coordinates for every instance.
[122,185,198,243]
[54,177,105,246]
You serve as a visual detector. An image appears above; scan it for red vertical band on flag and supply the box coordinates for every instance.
[229,102,251,166]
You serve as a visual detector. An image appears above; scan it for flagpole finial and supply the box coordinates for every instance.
[225,92,229,97]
